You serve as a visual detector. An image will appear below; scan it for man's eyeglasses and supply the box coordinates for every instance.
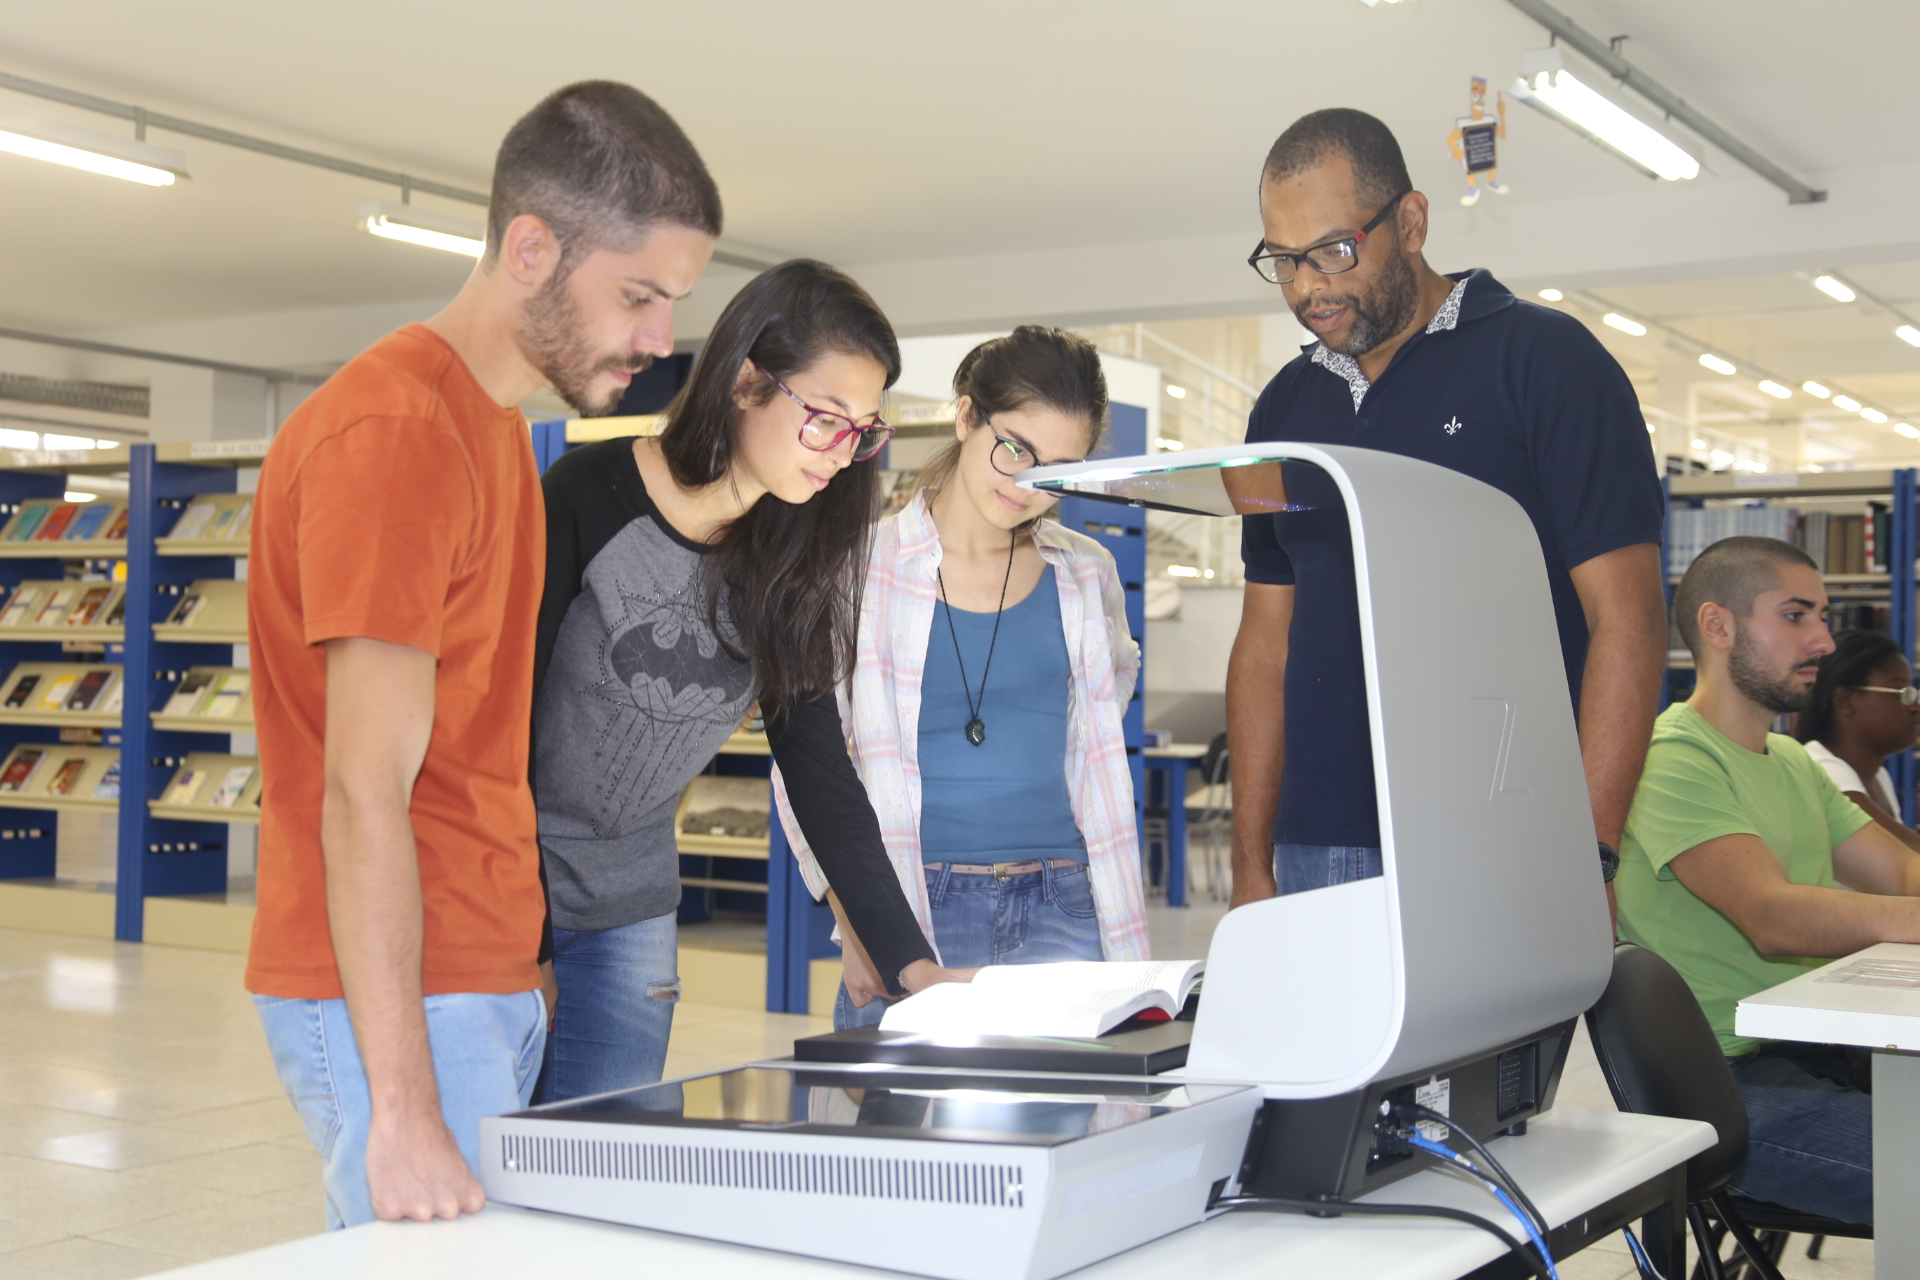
[984,421,1082,477]
[1851,685,1920,707]
[770,374,894,462]
[1247,191,1409,286]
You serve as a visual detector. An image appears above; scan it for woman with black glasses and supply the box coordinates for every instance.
[530,260,966,1100]
[1798,629,1920,852]
[777,326,1151,1029]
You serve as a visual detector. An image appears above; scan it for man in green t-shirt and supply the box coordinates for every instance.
[1619,535,1920,1227]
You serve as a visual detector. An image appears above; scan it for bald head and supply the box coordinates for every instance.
[1673,536,1819,656]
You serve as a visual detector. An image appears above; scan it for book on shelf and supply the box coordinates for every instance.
[66,585,115,628]
[209,765,255,809]
[33,504,76,541]
[64,503,114,541]
[162,769,205,806]
[36,673,76,710]
[0,585,39,627]
[103,507,129,541]
[91,758,120,800]
[202,673,250,718]
[32,588,76,627]
[877,960,1206,1039]
[164,592,205,627]
[64,669,113,712]
[3,673,39,708]
[163,671,217,716]
[44,757,87,797]
[102,591,126,628]
[204,504,241,539]
[168,500,219,541]
[229,500,253,540]
[0,746,46,791]
[98,679,123,716]
[4,502,53,541]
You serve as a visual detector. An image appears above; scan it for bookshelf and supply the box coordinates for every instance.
[1664,468,1919,822]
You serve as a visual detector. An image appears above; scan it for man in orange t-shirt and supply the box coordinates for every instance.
[247,81,718,1230]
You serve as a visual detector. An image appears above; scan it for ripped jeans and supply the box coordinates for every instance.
[536,911,680,1104]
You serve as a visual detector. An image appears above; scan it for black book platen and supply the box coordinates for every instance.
[794,999,1198,1076]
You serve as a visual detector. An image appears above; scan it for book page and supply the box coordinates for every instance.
[970,960,1204,1007]
[878,980,1170,1039]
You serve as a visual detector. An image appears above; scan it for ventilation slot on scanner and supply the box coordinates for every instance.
[499,1134,1026,1209]
[1495,1043,1538,1120]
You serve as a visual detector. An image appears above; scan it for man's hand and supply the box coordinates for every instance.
[1227,583,1293,907]
[366,1107,485,1222]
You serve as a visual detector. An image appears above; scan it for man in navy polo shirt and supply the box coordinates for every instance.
[1227,108,1669,911]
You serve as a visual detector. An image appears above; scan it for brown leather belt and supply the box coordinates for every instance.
[924,859,1081,880]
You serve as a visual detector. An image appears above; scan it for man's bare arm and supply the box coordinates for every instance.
[322,637,481,1223]
[1227,583,1292,907]
[1837,789,1920,858]
[1567,543,1668,849]
[1831,819,1920,897]
[1669,832,1920,958]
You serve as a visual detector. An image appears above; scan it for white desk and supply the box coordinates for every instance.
[145,1107,1709,1280]
[1738,940,1920,1278]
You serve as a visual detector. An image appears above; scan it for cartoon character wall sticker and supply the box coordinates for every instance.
[1447,76,1509,206]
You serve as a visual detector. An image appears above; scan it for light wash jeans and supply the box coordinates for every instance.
[1274,842,1383,895]
[253,988,545,1230]
[835,860,1105,1030]
[537,911,680,1104]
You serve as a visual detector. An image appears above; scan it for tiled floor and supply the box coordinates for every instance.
[0,907,1876,1280]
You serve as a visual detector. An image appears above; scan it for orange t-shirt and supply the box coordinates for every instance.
[244,324,545,999]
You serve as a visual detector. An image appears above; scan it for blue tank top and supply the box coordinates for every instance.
[918,563,1089,863]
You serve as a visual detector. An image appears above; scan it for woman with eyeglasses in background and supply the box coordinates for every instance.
[1797,628,1920,853]
[778,326,1151,1029]
[531,260,970,1100]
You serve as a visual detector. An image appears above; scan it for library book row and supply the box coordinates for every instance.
[0,743,258,819]
[0,490,253,557]
[1666,502,1896,578]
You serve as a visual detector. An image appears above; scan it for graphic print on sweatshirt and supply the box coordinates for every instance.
[534,516,752,845]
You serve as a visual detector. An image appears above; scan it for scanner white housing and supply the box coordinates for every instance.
[1023,441,1617,1099]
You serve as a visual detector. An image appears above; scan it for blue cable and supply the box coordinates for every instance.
[1405,1130,1561,1280]
[1621,1225,1668,1280]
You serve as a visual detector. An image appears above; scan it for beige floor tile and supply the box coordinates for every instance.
[0,1149,96,1193]
[255,1182,326,1214]
[131,1141,320,1195]
[0,1235,185,1280]
[90,1193,324,1262]
[1552,1247,1636,1280]
[0,1102,130,1156]
[0,1167,235,1236]
[150,1096,306,1144]
[38,1073,287,1123]
[36,1123,255,1172]
[0,1216,67,1255]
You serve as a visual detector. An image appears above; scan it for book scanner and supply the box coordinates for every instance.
[479,444,1614,1279]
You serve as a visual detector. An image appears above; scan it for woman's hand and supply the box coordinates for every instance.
[840,926,890,1008]
[900,959,980,992]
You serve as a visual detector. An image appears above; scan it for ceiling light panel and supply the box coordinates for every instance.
[0,106,188,187]
[1537,289,1564,302]
[1511,49,1699,182]
[1602,313,1647,336]
[1757,381,1792,400]
[1897,325,1920,348]
[1811,274,1857,303]
[356,200,485,257]
[1862,408,1889,424]
[1698,354,1736,375]
[1833,394,1863,413]
[1802,381,1832,399]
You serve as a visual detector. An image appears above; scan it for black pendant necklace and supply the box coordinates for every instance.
[936,534,1017,747]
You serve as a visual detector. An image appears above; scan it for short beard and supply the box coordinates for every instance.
[1298,238,1419,357]
[519,264,651,417]
[1727,628,1809,714]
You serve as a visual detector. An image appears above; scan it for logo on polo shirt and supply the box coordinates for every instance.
[1443,416,1464,435]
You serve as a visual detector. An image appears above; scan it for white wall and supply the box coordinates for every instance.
[892,333,1160,447]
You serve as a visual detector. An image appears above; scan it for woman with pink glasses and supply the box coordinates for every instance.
[530,260,966,1100]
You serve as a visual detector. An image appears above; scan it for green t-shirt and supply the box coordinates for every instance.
[1616,702,1872,1056]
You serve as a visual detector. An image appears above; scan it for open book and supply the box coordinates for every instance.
[878,960,1204,1040]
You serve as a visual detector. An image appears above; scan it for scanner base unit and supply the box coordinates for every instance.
[480,1063,1261,1280]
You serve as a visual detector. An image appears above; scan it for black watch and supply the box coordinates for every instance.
[1598,841,1620,883]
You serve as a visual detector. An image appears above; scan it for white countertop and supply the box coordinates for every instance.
[1737,941,1920,1050]
[146,1106,1711,1280]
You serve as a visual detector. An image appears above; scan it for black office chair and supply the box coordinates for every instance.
[1584,943,1872,1280]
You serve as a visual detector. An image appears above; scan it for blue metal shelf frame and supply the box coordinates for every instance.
[1892,468,1918,825]
[114,446,237,940]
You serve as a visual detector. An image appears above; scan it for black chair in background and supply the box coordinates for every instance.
[1583,943,1872,1280]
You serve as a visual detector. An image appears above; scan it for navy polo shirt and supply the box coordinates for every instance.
[1241,268,1664,849]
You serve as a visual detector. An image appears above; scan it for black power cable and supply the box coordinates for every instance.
[1209,1192,1551,1280]
[1401,1103,1552,1238]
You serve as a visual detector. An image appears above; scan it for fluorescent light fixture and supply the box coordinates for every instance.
[0,106,188,187]
[1646,423,1657,433]
[1812,274,1856,303]
[1537,288,1564,302]
[1603,313,1647,336]
[1710,449,1734,468]
[1167,565,1201,578]
[1862,407,1889,423]
[1898,423,1920,439]
[1698,353,1736,375]
[1154,437,1186,451]
[1691,438,1708,450]
[1833,394,1863,412]
[1165,385,1187,400]
[64,491,95,503]
[356,200,485,258]
[1802,381,1831,398]
[1897,325,1920,348]
[1757,380,1792,399]
[1511,48,1700,182]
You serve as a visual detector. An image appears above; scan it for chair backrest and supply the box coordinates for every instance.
[1583,943,1749,1201]
[1201,731,1229,786]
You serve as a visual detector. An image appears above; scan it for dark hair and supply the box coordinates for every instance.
[488,81,722,268]
[1262,108,1412,211]
[1798,629,1904,745]
[916,326,1109,497]
[1672,536,1820,656]
[658,259,899,715]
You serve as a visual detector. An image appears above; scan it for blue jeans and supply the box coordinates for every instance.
[537,912,679,1103]
[1274,842,1383,895]
[835,860,1105,1030]
[253,989,545,1230]
[1727,1042,1874,1226]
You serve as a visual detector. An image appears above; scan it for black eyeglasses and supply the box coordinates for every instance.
[1246,191,1409,286]
[984,420,1082,476]
[770,374,894,462]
